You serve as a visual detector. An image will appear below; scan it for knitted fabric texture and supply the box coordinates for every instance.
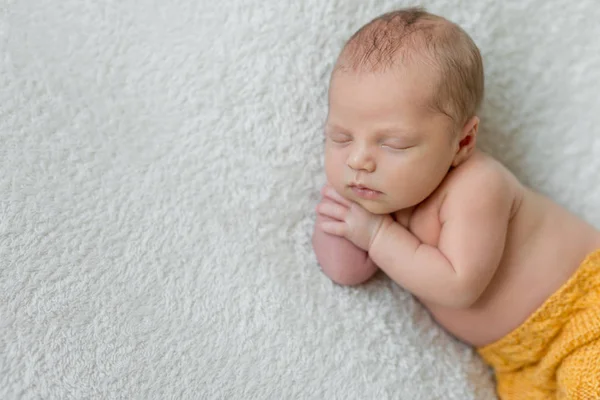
[477,250,600,399]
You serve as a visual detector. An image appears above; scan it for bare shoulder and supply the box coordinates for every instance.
[440,150,524,220]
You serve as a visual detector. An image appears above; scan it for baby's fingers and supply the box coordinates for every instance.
[316,202,348,221]
[320,220,347,237]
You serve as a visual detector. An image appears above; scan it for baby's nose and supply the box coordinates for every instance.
[347,148,375,172]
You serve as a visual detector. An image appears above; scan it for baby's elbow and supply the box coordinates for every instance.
[319,262,375,286]
[311,226,378,286]
[444,292,479,309]
[315,246,377,286]
[443,280,485,309]
[323,271,363,286]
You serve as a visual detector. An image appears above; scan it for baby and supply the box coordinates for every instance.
[312,7,600,399]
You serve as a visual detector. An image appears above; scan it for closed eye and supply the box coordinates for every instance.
[331,138,351,144]
[382,143,413,151]
[327,133,352,144]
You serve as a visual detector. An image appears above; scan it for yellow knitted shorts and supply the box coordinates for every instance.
[477,250,600,399]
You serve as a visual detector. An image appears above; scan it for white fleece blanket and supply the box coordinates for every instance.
[2,0,599,399]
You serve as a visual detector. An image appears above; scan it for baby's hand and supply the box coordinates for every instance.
[316,184,391,251]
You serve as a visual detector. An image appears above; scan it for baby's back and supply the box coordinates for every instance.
[412,151,600,346]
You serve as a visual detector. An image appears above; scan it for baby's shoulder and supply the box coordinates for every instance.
[447,150,518,187]
[441,150,522,214]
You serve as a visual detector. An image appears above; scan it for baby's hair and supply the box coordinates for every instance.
[335,7,484,127]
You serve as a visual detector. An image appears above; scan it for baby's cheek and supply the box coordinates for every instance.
[324,155,343,181]
[386,184,421,210]
[323,162,335,183]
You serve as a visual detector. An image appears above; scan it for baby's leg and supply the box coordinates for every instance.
[556,338,600,399]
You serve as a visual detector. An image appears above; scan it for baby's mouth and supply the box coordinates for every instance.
[349,183,382,199]
[350,182,379,192]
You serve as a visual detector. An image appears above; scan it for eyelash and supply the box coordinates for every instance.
[330,137,350,144]
[382,144,408,151]
[329,137,410,151]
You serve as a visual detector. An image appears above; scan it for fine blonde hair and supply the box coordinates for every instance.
[334,7,484,127]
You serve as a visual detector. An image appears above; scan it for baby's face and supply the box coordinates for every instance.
[324,65,459,214]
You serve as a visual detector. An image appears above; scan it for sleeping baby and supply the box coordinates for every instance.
[312,7,600,399]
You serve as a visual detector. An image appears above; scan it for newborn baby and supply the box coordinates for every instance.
[312,7,600,399]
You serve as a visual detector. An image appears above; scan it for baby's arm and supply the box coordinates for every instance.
[369,168,513,308]
[312,194,379,286]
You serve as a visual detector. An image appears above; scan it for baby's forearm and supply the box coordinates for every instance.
[369,219,471,308]
[312,214,379,285]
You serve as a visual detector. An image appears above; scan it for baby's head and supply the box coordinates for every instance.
[324,7,484,214]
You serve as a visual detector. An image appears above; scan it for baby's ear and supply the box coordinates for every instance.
[451,116,479,167]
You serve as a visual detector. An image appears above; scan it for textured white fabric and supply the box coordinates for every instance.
[2,0,599,399]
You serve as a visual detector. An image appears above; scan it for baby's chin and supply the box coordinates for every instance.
[355,199,399,215]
